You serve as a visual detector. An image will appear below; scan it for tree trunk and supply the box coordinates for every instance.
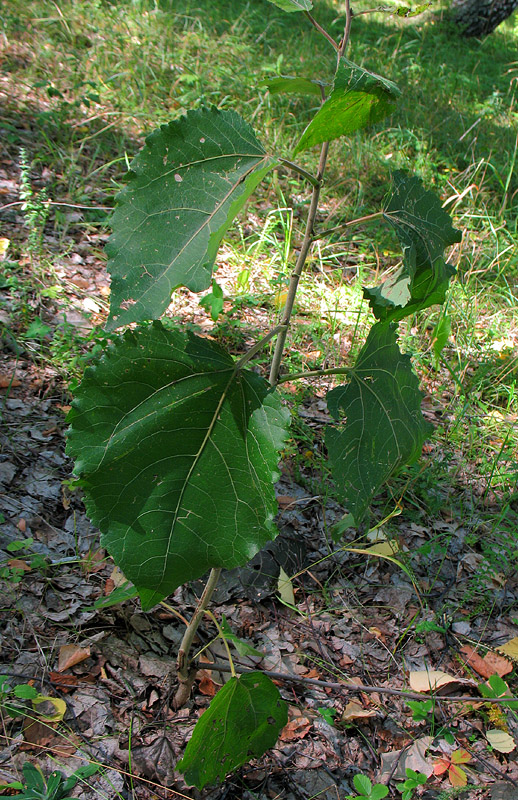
[452,0,518,35]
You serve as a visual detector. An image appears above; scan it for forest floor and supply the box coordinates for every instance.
[1,1,518,799]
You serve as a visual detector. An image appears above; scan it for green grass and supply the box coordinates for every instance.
[1,0,518,605]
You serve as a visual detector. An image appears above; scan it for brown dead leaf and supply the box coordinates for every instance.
[197,671,217,697]
[58,644,91,672]
[279,717,312,742]
[460,645,512,679]
[0,375,21,388]
[7,558,31,572]
[484,651,513,677]
[276,495,298,509]
[497,637,518,662]
[49,672,78,692]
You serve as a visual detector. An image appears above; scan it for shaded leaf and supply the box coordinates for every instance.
[265,0,313,10]
[262,76,324,96]
[325,322,432,522]
[364,172,461,322]
[294,58,399,154]
[177,671,287,789]
[106,108,275,330]
[66,323,289,609]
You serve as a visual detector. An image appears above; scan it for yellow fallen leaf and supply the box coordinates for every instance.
[486,729,516,753]
[497,637,518,662]
[409,670,457,692]
[366,540,400,556]
[0,238,9,259]
[32,695,67,722]
[278,566,295,605]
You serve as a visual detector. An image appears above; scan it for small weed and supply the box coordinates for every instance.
[0,761,100,800]
[345,773,388,800]
[396,768,428,799]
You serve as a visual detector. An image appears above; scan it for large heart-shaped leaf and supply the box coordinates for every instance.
[265,0,313,10]
[66,323,289,609]
[294,58,399,154]
[106,108,275,330]
[178,671,287,789]
[325,322,432,523]
[364,172,461,322]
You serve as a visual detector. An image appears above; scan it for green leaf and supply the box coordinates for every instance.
[13,684,39,700]
[66,322,289,609]
[364,172,461,323]
[262,76,324,96]
[353,774,372,795]
[92,581,138,609]
[106,108,275,330]
[264,0,313,10]
[325,322,433,523]
[370,786,389,800]
[220,615,264,658]
[432,314,451,366]
[294,58,399,155]
[177,671,288,789]
[200,279,224,321]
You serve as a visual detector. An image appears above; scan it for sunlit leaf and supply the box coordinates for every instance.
[262,76,324,96]
[294,58,399,154]
[106,108,275,330]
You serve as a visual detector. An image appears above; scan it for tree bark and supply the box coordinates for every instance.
[452,0,518,36]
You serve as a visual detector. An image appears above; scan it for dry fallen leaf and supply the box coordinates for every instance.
[486,729,516,753]
[340,700,376,722]
[409,670,457,692]
[279,717,312,742]
[278,566,295,605]
[460,645,513,679]
[497,637,518,662]
[58,643,91,672]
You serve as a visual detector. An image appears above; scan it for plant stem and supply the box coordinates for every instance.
[268,141,330,386]
[268,10,354,388]
[174,567,222,707]
[315,210,383,240]
[234,324,287,371]
[304,11,339,51]
[276,366,351,383]
[203,609,236,678]
[279,158,320,188]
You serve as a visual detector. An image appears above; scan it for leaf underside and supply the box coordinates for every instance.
[294,57,400,154]
[364,171,461,322]
[325,322,433,523]
[178,671,288,789]
[265,0,313,10]
[263,76,324,96]
[66,323,289,608]
[106,107,275,330]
